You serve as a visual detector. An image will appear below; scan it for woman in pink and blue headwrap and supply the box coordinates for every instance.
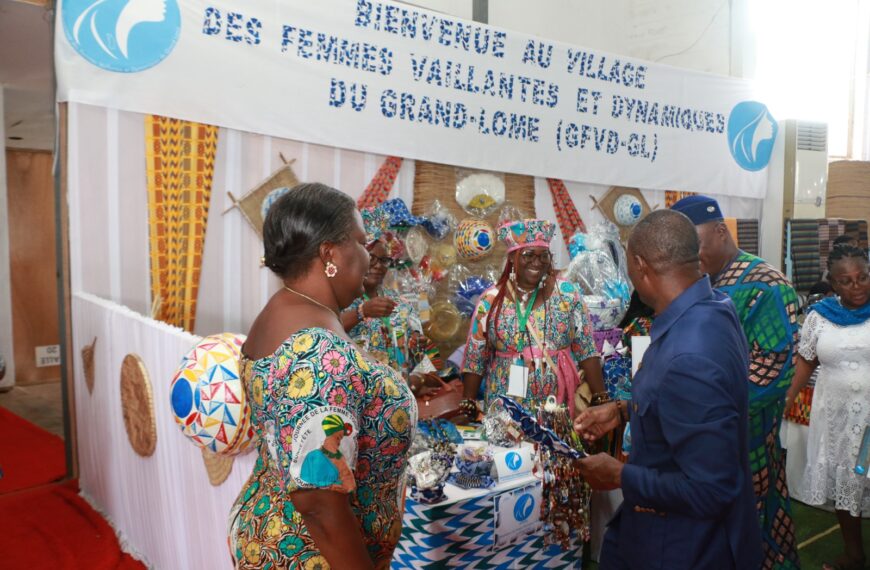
[460,219,605,417]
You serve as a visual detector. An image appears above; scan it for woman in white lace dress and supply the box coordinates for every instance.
[786,244,870,570]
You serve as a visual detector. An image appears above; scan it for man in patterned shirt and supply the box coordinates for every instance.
[672,195,799,570]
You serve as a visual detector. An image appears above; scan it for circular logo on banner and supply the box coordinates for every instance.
[727,101,778,172]
[514,493,535,522]
[505,451,523,471]
[61,0,181,73]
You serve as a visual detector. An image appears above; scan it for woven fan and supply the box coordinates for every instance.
[591,186,652,242]
[225,158,299,238]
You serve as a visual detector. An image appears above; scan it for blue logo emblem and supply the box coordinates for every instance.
[61,0,181,72]
[513,493,535,522]
[727,101,778,172]
[505,451,523,471]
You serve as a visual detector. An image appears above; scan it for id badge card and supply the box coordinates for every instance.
[507,358,529,398]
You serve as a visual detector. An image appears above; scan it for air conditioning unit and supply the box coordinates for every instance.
[760,120,829,270]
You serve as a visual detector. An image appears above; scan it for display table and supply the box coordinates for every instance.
[392,444,583,569]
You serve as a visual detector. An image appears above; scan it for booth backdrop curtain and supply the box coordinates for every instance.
[68,102,415,338]
[72,292,255,569]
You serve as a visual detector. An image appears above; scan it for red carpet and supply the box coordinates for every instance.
[0,406,66,494]
[0,480,145,569]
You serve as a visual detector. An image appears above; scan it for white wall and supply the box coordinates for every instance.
[0,87,15,388]
[400,0,743,77]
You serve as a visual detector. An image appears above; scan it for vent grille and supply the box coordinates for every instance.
[796,122,827,152]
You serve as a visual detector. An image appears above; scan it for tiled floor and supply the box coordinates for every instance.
[0,382,65,438]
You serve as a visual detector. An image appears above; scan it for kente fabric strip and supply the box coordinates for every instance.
[784,386,813,425]
[546,178,586,239]
[462,279,598,410]
[713,251,800,570]
[357,156,403,209]
[145,115,218,332]
[229,328,416,569]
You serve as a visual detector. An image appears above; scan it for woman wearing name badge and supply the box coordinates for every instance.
[460,219,606,419]
[340,205,443,397]
[786,244,870,570]
[229,183,417,570]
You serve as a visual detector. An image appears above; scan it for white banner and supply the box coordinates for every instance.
[56,0,777,198]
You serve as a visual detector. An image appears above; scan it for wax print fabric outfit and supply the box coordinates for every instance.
[712,250,799,569]
[229,328,417,569]
[798,305,870,516]
[462,279,598,411]
[347,289,429,374]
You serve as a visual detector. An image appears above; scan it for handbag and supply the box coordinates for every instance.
[512,283,591,415]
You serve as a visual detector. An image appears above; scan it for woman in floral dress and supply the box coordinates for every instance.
[340,206,442,395]
[461,219,605,417]
[229,183,417,570]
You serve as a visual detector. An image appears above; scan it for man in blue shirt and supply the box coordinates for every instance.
[575,209,761,570]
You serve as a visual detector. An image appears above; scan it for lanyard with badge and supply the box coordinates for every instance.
[508,286,537,398]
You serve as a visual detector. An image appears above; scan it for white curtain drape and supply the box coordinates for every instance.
[73,292,256,569]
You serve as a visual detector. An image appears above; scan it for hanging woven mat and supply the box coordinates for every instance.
[120,354,157,457]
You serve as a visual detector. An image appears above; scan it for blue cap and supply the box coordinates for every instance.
[670,195,724,225]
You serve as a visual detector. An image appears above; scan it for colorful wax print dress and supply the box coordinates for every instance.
[462,279,598,410]
[347,289,435,374]
[798,310,870,516]
[713,251,800,569]
[229,328,417,569]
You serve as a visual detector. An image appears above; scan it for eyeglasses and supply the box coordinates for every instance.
[519,250,552,264]
[370,255,392,268]
[832,273,870,289]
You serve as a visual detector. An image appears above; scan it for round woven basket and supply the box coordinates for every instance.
[120,353,157,457]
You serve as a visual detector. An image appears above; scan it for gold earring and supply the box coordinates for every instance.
[325,261,338,278]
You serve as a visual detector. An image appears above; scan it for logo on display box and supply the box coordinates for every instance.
[61,0,182,72]
[727,101,778,172]
[505,451,523,471]
[513,493,535,522]
[493,483,542,547]
[495,446,532,482]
